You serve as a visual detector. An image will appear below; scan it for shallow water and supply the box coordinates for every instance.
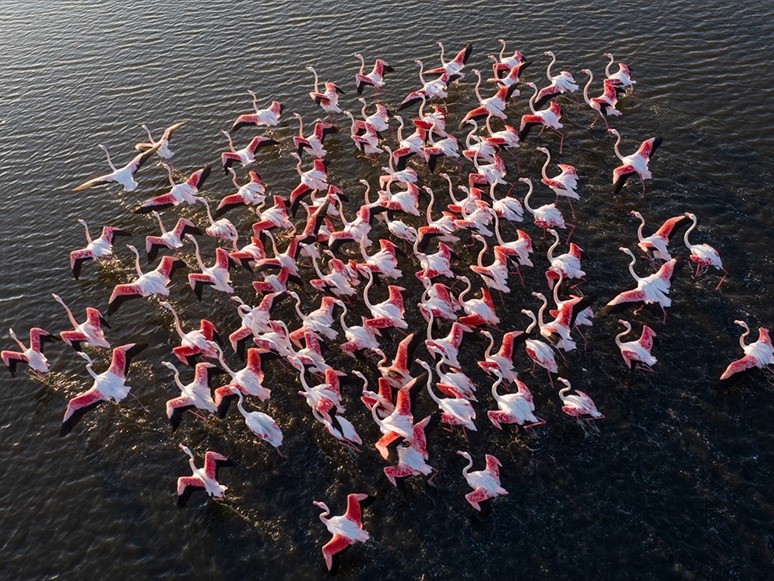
[1,0,774,579]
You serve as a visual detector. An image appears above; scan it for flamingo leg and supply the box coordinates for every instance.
[129,393,150,413]
[716,269,728,290]
[565,223,576,246]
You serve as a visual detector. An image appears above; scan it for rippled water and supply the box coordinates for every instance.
[1,0,774,579]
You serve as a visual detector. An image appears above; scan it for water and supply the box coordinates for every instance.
[1,0,773,578]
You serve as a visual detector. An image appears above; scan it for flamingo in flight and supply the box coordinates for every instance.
[2,328,59,377]
[455,275,499,328]
[60,343,147,436]
[418,360,476,432]
[230,387,283,451]
[159,301,221,366]
[459,69,517,126]
[630,211,690,262]
[144,212,202,263]
[608,128,662,196]
[478,330,523,384]
[425,41,473,82]
[398,60,450,110]
[214,168,265,217]
[213,345,271,415]
[176,444,234,508]
[489,39,526,78]
[69,219,131,279]
[162,361,223,432]
[487,370,545,432]
[353,54,393,95]
[534,51,580,109]
[229,90,283,132]
[519,82,565,153]
[186,235,235,300]
[545,228,585,289]
[719,320,774,386]
[306,66,344,121]
[536,146,579,215]
[605,247,676,323]
[220,130,278,173]
[604,53,636,94]
[107,247,186,316]
[683,212,727,289]
[457,451,508,511]
[292,113,337,159]
[557,377,603,422]
[135,164,211,213]
[313,493,373,572]
[521,309,559,385]
[134,120,187,161]
[72,142,161,192]
[383,415,435,486]
[615,320,657,371]
[580,69,623,129]
[52,294,110,351]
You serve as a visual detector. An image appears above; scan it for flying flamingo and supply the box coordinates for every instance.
[353,54,393,94]
[459,69,517,126]
[536,146,579,215]
[358,98,391,136]
[72,142,161,192]
[518,82,564,153]
[228,293,284,357]
[220,130,278,173]
[489,39,526,78]
[2,328,59,377]
[383,415,436,486]
[230,387,283,451]
[534,51,580,109]
[186,235,234,300]
[522,177,573,243]
[545,229,585,289]
[134,120,187,161]
[615,320,657,371]
[478,330,523,384]
[456,451,507,511]
[176,444,234,508]
[425,311,468,368]
[630,211,690,262]
[425,41,473,81]
[214,169,266,216]
[159,301,221,366]
[338,303,383,357]
[107,247,186,315]
[162,360,222,431]
[376,332,422,389]
[580,69,623,129]
[684,212,727,289]
[604,53,636,93]
[229,90,283,132]
[362,270,407,329]
[313,493,372,571]
[213,346,271,415]
[434,358,477,401]
[455,275,500,327]
[342,110,383,156]
[487,370,545,432]
[252,195,294,236]
[292,113,337,158]
[288,153,328,216]
[353,238,402,280]
[470,234,511,297]
[52,294,110,351]
[418,360,476,432]
[719,320,774,385]
[69,219,131,279]
[306,66,344,122]
[557,377,603,422]
[418,277,460,322]
[135,164,211,213]
[605,248,676,323]
[521,309,559,384]
[608,128,662,196]
[370,375,423,458]
[60,344,147,436]
[144,212,202,263]
[398,60,449,109]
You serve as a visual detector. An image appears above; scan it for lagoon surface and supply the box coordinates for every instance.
[1,1,773,578]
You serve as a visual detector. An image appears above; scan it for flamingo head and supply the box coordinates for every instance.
[472,68,480,76]
[630,210,643,219]
[486,54,496,62]
[305,66,314,72]
[618,246,634,256]
[684,212,696,221]
[556,377,571,389]
[293,112,302,119]
[607,128,619,137]
[734,320,749,329]
[525,82,537,89]
[77,218,88,226]
[178,444,193,457]
[312,500,330,512]
[543,50,554,57]
[221,129,230,138]
[414,59,422,65]
[536,146,548,154]
[97,144,108,153]
[480,330,492,339]
[456,450,472,460]
[161,360,176,371]
[77,351,93,363]
[353,53,363,59]
[618,319,632,330]
[581,68,592,76]
[531,291,546,301]
[246,89,256,97]
[603,52,613,59]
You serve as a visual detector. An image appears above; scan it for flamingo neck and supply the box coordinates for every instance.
[739,324,751,349]
[626,253,641,282]
[636,215,646,242]
[310,68,319,93]
[605,55,614,78]
[583,72,593,106]
[491,376,503,401]
[81,221,92,243]
[129,247,143,276]
[190,237,206,272]
[483,333,495,358]
[529,85,539,114]
[547,232,560,260]
[85,363,99,380]
[683,216,698,249]
[465,121,478,148]
[416,60,425,85]
[524,312,537,334]
[536,296,547,329]
[494,214,506,246]
[473,70,483,102]
[615,325,630,348]
[541,150,551,179]
[546,53,557,80]
[356,55,365,75]
[169,306,186,338]
[485,114,494,136]
[523,184,534,213]
[477,239,487,268]
[363,272,374,309]
[458,277,472,303]
[296,115,304,137]
[612,132,623,160]
[461,455,473,477]
[438,43,446,66]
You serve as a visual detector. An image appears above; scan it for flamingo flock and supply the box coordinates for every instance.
[5,38,762,573]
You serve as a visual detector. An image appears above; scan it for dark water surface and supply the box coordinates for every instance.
[1,1,773,579]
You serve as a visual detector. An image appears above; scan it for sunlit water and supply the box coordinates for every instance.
[1,1,773,578]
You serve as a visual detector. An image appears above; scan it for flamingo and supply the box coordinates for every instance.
[370,375,423,457]
[60,344,147,436]
[534,51,580,108]
[489,39,526,78]
[202,200,238,244]
[252,196,294,236]
[69,219,131,279]
[424,311,469,368]
[186,235,235,300]
[580,69,623,129]
[484,114,521,154]
[358,98,391,136]
[459,69,517,126]
[398,60,449,109]
[487,370,545,431]
[536,146,579,215]
[376,332,422,389]
[288,153,328,216]
[159,301,221,366]
[380,145,418,187]
[230,235,267,270]
[362,270,407,329]
[288,292,341,345]
[493,214,532,286]
[228,293,284,357]
[338,303,383,357]
[456,275,499,327]
[418,277,460,322]
[518,82,565,153]
[135,164,211,213]
[162,360,222,431]
[2,328,59,377]
[414,95,448,137]
[615,320,657,371]
[134,121,187,161]
[343,110,383,156]
[413,238,456,280]
[309,252,359,298]
[478,330,523,384]
[214,169,266,216]
[521,309,559,384]
[390,115,426,170]
[545,228,585,289]
[306,66,344,121]
[605,248,676,323]
[383,415,435,486]
[608,128,662,196]
[423,129,460,173]
[522,178,573,242]
[176,444,234,508]
[418,360,476,432]
[292,113,337,158]
[425,41,473,81]
[545,272,594,350]
[72,142,161,192]
[488,60,530,89]
[144,212,201,263]
[107,247,186,315]
[220,130,278,173]
[684,212,727,289]
[604,53,636,93]
[456,451,507,511]
[557,377,603,422]
[434,358,477,401]
[213,346,271,415]
[533,291,576,353]
[230,387,283,451]
[630,211,691,262]
[52,294,110,351]
[354,54,393,94]
[229,90,283,132]
[719,320,774,385]
[470,234,511,296]
[488,181,523,223]
[462,119,498,163]
[354,237,403,280]
[313,493,372,571]
[468,148,508,189]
